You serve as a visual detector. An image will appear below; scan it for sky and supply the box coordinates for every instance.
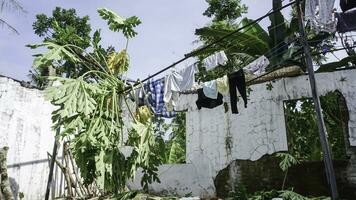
[0,0,344,81]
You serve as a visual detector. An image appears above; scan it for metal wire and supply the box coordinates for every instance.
[120,0,297,93]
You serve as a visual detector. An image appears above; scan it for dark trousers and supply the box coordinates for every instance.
[228,70,247,114]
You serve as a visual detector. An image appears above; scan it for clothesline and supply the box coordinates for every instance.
[125,0,356,95]
[127,0,356,118]
[246,44,356,84]
[179,43,356,96]
[119,0,297,94]
[126,12,296,95]
[128,17,345,93]
[129,36,356,118]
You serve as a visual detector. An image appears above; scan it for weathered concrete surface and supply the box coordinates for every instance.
[135,69,356,198]
[215,157,356,199]
[128,164,215,198]
[0,77,56,199]
[2,68,356,198]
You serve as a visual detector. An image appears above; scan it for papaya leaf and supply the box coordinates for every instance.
[107,50,129,75]
[98,8,141,38]
[276,152,299,172]
[29,41,80,68]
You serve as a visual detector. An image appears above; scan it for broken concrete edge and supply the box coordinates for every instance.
[0,74,42,90]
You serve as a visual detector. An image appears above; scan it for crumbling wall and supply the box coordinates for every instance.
[134,69,356,198]
[0,77,56,199]
[2,68,356,199]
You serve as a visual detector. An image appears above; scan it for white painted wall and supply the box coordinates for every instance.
[131,69,356,198]
[2,69,356,199]
[0,77,56,200]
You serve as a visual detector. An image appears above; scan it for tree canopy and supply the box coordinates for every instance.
[203,0,247,22]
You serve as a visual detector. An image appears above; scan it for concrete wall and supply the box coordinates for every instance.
[133,69,356,198]
[0,77,56,200]
[2,68,356,199]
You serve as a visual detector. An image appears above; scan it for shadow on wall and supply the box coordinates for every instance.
[214,91,356,199]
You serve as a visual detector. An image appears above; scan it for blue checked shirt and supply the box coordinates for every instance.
[145,78,176,118]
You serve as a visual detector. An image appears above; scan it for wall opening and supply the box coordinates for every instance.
[154,112,186,164]
[283,91,348,161]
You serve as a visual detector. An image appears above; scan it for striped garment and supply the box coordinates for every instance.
[145,78,176,118]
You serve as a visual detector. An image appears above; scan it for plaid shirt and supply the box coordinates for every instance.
[145,78,176,118]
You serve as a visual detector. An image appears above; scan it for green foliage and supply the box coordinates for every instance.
[154,113,186,164]
[265,82,273,91]
[108,50,129,75]
[32,7,91,48]
[227,188,330,200]
[284,92,348,162]
[267,0,289,69]
[30,7,93,87]
[30,8,160,195]
[27,42,80,69]
[128,122,161,191]
[195,0,334,80]
[166,113,186,164]
[276,152,299,172]
[98,8,141,38]
[203,0,247,22]
[227,190,331,200]
[317,55,356,72]
[196,22,270,56]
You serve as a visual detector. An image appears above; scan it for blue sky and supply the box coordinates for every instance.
[0,0,343,81]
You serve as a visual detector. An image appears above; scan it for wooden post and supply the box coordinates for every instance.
[45,127,60,200]
[295,0,339,199]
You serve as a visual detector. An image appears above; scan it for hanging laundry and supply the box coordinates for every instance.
[132,86,146,107]
[164,72,182,111]
[340,0,356,12]
[179,63,197,90]
[164,64,197,111]
[203,80,218,99]
[244,56,270,75]
[305,0,336,33]
[335,9,356,33]
[216,75,229,96]
[196,88,223,110]
[228,69,247,114]
[174,93,199,111]
[146,78,176,118]
[202,51,228,71]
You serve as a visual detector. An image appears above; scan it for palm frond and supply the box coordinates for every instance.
[0,0,26,13]
[0,18,19,34]
[195,26,270,56]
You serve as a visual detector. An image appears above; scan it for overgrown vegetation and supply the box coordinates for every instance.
[29,8,162,197]
[30,7,99,87]
[284,91,348,162]
[156,113,186,164]
[25,0,355,199]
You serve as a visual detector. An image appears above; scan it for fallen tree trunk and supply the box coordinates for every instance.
[0,146,14,200]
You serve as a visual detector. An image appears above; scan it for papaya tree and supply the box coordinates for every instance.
[28,8,161,196]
